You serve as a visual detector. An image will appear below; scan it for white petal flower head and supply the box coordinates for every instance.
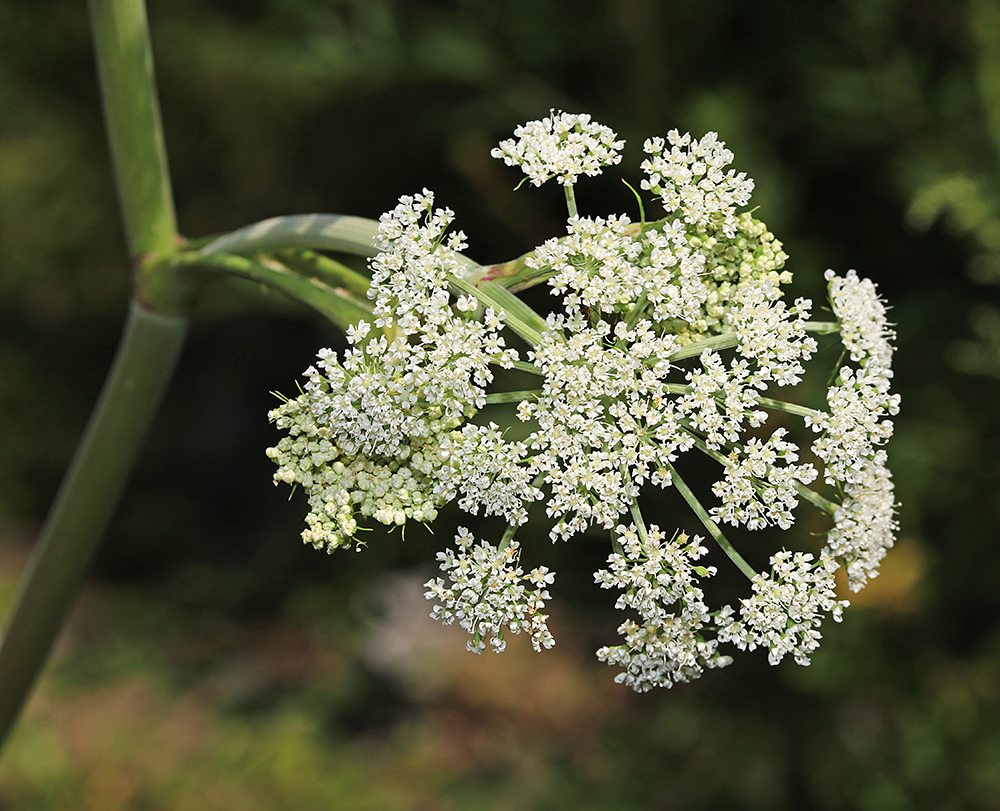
[492,110,624,187]
[823,451,897,592]
[718,551,849,666]
[424,529,556,654]
[810,364,900,486]
[594,524,731,690]
[268,116,901,694]
[640,130,754,237]
[825,269,896,370]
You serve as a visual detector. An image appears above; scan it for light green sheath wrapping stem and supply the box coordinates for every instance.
[0,0,184,752]
[0,304,186,750]
[199,214,381,261]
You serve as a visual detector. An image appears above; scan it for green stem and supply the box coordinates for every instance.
[803,320,841,335]
[610,528,624,557]
[511,360,544,376]
[564,184,578,219]
[177,252,374,331]
[484,389,540,405]
[0,0,185,753]
[624,292,649,331]
[666,322,839,364]
[664,462,757,580]
[685,432,736,468]
[794,481,839,515]
[667,332,739,361]
[628,501,649,544]
[499,522,519,551]
[754,395,823,420]
[198,214,381,261]
[275,249,372,300]
[88,0,180,310]
[0,304,186,750]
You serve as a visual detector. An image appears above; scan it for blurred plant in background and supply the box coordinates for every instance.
[2,0,1000,809]
[903,0,1000,382]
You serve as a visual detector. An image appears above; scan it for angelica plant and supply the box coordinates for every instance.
[268,110,899,691]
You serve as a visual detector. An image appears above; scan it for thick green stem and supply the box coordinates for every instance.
[198,214,381,262]
[89,0,180,309]
[0,304,186,750]
[0,0,184,753]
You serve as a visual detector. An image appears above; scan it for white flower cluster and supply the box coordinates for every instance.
[641,130,755,237]
[424,528,556,653]
[527,210,790,347]
[810,364,898,486]
[518,316,689,540]
[825,451,896,591]
[813,268,899,591]
[491,110,624,187]
[269,114,901,688]
[711,428,818,531]
[266,192,518,551]
[529,214,711,325]
[718,551,849,666]
[439,422,542,526]
[727,280,818,387]
[595,524,732,691]
[826,269,895,369]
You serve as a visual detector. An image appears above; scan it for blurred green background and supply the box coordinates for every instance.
[3,0,1000,808]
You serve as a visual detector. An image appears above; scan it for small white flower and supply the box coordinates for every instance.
[595,524,731,691]
[492,110,624,187]
[424,529,556,654]
[718,551,848,666]
[641,130,754,237]
[345,320,371,344]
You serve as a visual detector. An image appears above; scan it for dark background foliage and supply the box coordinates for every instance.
[3,0,1000,808]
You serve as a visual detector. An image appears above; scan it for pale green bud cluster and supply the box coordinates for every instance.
[267,394,451,552]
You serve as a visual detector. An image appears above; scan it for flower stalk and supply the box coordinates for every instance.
[0,0,184,751]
